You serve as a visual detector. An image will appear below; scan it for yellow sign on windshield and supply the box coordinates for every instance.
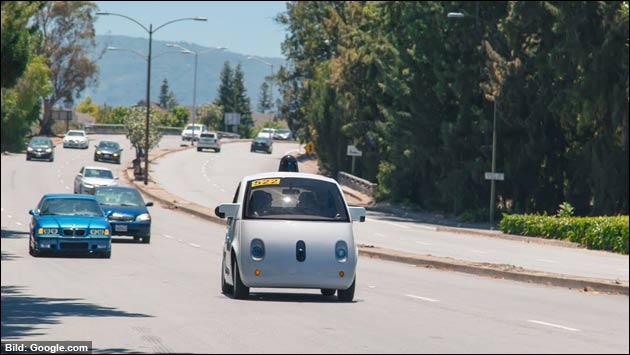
[251,178,281,188]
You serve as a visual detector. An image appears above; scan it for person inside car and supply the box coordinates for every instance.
[279,155,299,172]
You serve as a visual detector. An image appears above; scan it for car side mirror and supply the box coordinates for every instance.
[217,203,239,219]
[120,148,124,151]
[349,207,366,222]
[29,209,39,216]
[146,202,154,207]
[106,211,113,217]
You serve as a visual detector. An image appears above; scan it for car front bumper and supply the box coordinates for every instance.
[34,237,111,253]
[108,221,150,237]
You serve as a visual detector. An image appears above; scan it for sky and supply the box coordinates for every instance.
[94,1,288,59]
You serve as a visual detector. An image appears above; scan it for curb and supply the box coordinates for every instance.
[359,246,629,295]
[128,141,629,296]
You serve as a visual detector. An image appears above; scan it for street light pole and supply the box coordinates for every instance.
[167,44,226,146]
[96,12,206,185]
[448,8,500,224]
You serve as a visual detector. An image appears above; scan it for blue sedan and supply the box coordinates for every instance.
[94,186,153,243]
[29,194,112,258]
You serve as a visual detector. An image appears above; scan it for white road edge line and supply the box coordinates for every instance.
[373,232,386,237]
[536,259,559,264]
[369,219,412,230]
[406,294,440,303]
[189,243,201,248]
[527,320,580,332]
[415,241,432,246]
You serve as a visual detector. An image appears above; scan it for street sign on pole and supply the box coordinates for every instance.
[484,172,504,181]
[224,112,241,126]
[347,145,363,157]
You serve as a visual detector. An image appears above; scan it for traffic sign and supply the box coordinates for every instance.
[224,112,241,126]
[347,145,363,157]
[485,172,504,181]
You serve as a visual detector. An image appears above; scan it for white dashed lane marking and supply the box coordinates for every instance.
[163,234,174,239]
[15,222,23,226]
[527,320,580,332]
[189,243,201,248]
[406,294,440,303]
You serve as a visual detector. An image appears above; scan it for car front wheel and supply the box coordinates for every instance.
[232,260,249,299]
[337,276,356,302]
[221,256,233,294]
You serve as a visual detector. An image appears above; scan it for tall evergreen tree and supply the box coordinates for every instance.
[232,64,253,137]
[257,81,272,113]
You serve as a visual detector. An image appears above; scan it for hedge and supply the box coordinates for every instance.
[500,214,629,254]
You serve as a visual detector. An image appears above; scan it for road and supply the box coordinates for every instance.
[2,135,628,353]
[154,141,629,281]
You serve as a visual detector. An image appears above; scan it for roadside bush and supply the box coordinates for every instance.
[500,214,629,254]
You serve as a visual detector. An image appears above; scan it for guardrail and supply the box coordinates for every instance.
[84,124,240,138]
[338,171,377,197]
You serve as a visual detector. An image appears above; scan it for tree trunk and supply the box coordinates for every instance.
[40,99,55,136]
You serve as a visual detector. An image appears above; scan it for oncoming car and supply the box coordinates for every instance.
[28,194,112,258]
[215,173,366,301]
[95,186,153,243]
[63,130,89,149]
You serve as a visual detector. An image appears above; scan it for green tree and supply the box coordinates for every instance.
[232,64,253,137]
[169,106,189,127]
[125,106,162,153]
[158,78,177,109]
[1,55,52,150]
[257,81,272,113]
[196,102,224,130]
[75,96,98,117]
[33,1,99,135]
[1,1,43,89]
[214,61,234,115]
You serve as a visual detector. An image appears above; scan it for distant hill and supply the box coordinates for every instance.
[80,35,285,108]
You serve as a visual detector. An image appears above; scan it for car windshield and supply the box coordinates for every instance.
[243,177,349,222]
[98,141,119,149]
[39,198,103,217]
[30,138,50,146]
[95,189,144,207]
[201,133,215,138]
[185,125,205,130]
[68,131,84,137]
[85,169,114,179]
[255,137,270,143]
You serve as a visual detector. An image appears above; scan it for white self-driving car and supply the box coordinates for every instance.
[63,130,89,149]
[216,172,366,302]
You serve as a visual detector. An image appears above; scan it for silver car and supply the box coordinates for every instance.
[63,130,89,149]
[197,131,221,152]
[74,166,119,195]
[216,173,366,301]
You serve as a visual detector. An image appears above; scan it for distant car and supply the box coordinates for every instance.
[251,136,273,154]
[74,166,118,195]
[94,140,123,164]
[63,130,89,149]
[216,173,366,301]
[95,186,153,243]
[28,194,112,258]
[26,137,55,162]
[279,155,299,172]
[181,123,207,142]
[197,131,221,152]
[273,129,293,140]
[257,128,276,139]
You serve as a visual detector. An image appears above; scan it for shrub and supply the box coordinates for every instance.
[500,214,629,254]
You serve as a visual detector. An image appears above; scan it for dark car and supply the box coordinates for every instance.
[94,186,153,243]
[28,194,112,258]
[279,155,299,172]
[251,136,273,154]
[94,140,123,164]
[26,137,55,162]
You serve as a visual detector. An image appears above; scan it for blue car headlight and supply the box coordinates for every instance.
[37,228,59,235]
[136,213,151,222]
[90,229,109,236]
[335,241,348,262]
[251,239,265,261]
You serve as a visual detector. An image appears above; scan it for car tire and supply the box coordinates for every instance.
[117,158,121,164]
[216,148,221,153]
[197,148,201,152]
[232,260,249,299]
[321,289,336,296]
[29,240,40,257]
[100,251,111,258]
[26,155,31,161]
[142,236,151,244]
[221,256,233,294]
[337,276,356,302]
[49,157,54,162]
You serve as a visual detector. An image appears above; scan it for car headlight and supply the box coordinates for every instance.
[89,229,109,235]
[37,228,59,235]
[251,239,265,260]
[136,213,151,222]
[113,153,119,157]
[96,151,102,155]
[335,241,348,262]
[45,148,52,153]
[83,183,94,188]
[27,147,33,152]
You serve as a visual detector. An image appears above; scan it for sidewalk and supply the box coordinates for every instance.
[126,144,629,295]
